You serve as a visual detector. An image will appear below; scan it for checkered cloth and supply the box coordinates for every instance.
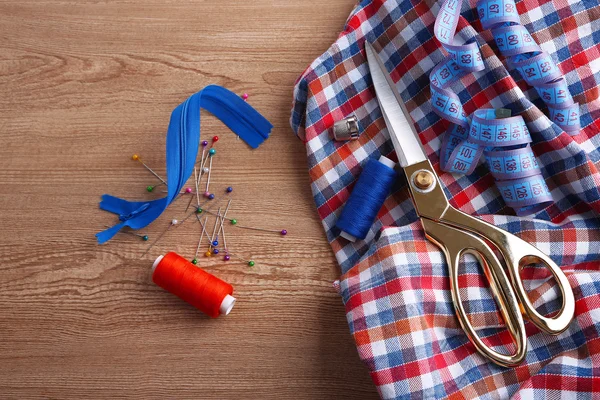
[291,0,600,398]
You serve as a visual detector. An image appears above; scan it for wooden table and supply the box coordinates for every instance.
[0,0,380,398]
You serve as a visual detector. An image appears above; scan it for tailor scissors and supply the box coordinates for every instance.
[364,42,575,367]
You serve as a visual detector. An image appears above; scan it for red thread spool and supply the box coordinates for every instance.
[152,252,235,317]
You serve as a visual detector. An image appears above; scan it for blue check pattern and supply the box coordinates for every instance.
[291,0,600,398]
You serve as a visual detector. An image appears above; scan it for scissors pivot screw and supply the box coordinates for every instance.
[413,170,434,191]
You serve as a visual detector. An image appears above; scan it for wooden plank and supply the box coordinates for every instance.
[0,0,379,398]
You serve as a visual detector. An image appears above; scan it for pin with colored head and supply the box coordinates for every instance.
[164,188,195,195]
[205,155,214,194]
[132,154,167,187]
[230,222,287,236]
[226,252,255,267]
[106,226,149,241]
[206,208,222,255]
[140,218,179,258]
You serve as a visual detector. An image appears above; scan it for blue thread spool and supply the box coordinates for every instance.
[336,156,397,242]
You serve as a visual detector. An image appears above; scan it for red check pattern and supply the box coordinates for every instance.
[291,0,600,398]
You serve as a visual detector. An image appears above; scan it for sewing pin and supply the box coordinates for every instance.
[229,219,287,236]
[196,142,210,190]
[132,154,167,186]
[198,138,216,172]
[200,209,230,220]
[226,252,255,267]
[206,208,221,257]
[204,155,214,197]
[211,208,222,247]
[140,218,178,258]
[195,141,209,167]
[179,197,215,226]
[218,199,232,237]
[219,205,230,260]
[198,142,207,168]
[192,216,210,264]
[104,226,149,241]
[194,167,201,208]
[184,194,195,213]
[162,188,195,195]
[200,149,210,172]
[220,226,228,260]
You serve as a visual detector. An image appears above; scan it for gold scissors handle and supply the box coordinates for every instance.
[421,218,527,366]
[440,206,576,334]
[405,160,576,367]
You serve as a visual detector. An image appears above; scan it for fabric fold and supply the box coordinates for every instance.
[291,0,600,398]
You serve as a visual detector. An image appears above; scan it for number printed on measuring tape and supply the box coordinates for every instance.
[492,26,539,57]
[535,80,571,105]
[496,175,552,213]
[475,0,580,134]
[477,0,519,22]
[549,103,580,128]
[485,148,540,179]
[511,53,562,86]
[469,111,531,146]
[428,0,570,214]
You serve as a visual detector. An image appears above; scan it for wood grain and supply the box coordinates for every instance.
[0,1,379,398]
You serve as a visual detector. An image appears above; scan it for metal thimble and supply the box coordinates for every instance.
[333,115,360,141]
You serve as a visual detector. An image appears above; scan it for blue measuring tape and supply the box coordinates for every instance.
[96,85,273,244]
[430,0,571,214]
[477,0,580,133]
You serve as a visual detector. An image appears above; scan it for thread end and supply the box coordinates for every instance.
[378,155,396,169]
[152,255,164,274]
[220,294,236,316]
[340,230,357,242]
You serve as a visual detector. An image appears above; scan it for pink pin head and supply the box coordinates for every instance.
[185,187,192,193]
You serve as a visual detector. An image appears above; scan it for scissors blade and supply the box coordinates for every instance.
[365,42,427,167]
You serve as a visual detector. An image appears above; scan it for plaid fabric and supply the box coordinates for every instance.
[291,0,600,398]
